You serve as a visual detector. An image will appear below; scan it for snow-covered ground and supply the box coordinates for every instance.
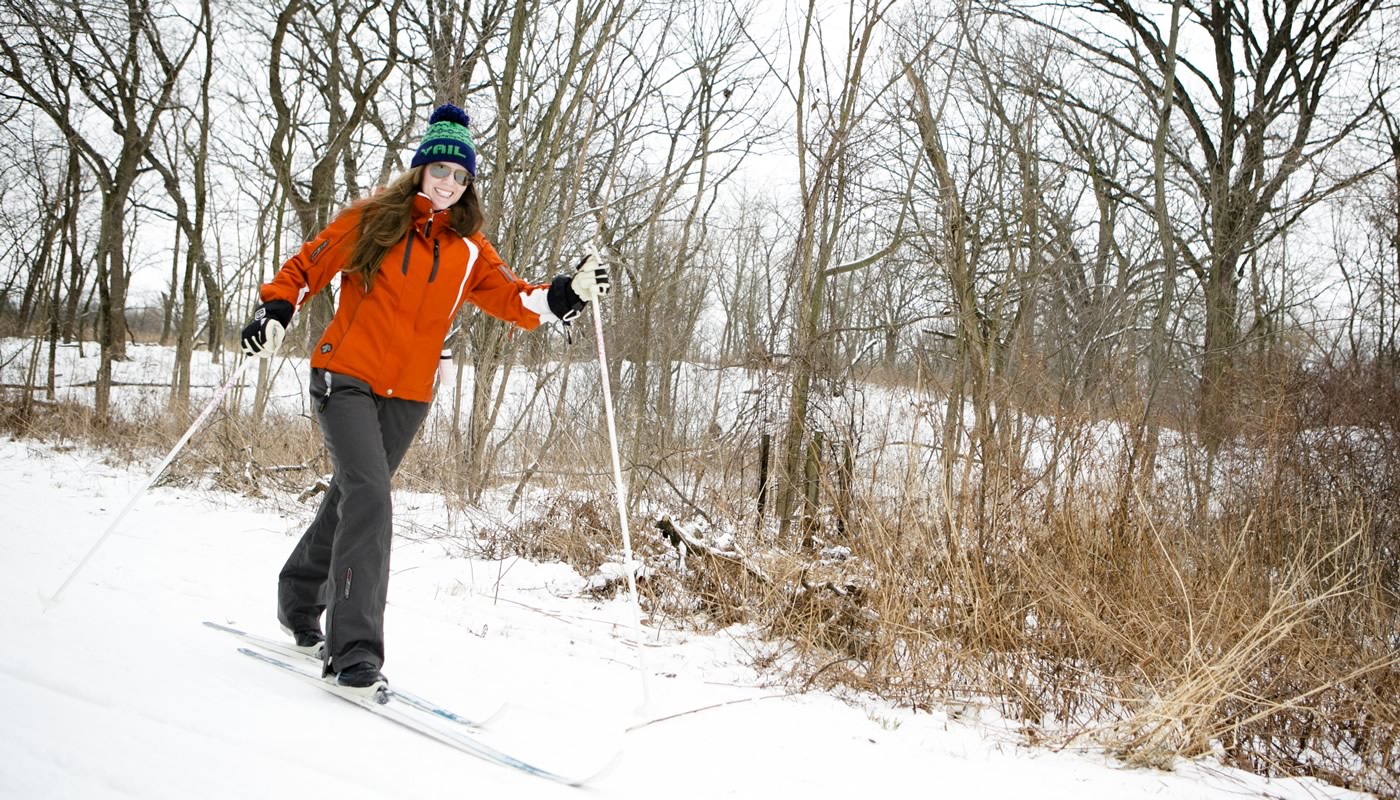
[0,435,1376,800]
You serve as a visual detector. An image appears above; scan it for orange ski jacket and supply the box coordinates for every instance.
[260,193,551,402]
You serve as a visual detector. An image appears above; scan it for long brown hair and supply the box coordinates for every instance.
[345,166,484,291]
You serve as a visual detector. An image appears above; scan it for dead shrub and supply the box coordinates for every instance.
[491,494,617,577]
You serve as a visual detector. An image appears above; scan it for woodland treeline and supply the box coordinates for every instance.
[2,1,1398,794]
[2,0,1397,503]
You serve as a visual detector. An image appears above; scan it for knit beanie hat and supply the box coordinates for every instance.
[411,104,477,176]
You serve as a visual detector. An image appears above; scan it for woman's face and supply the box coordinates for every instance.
[420,161,470,210]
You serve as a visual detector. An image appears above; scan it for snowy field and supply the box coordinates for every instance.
[0,444,1377,797]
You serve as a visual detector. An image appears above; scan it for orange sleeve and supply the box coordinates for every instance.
[464,235,549,330]
[260,207,364,309]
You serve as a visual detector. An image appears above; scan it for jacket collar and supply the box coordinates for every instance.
[411,193,449,235]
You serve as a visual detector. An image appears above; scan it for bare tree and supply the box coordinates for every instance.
[1,0,200,419]
[768,0,905,543]
[454,0,643,500]
[144,0,220,410]
[1003,0,1386,445]
[403,0,504,105]
[597,0,769,507]
[1337,85,1400,366]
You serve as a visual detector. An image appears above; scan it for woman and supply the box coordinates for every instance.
[238,104,608,691]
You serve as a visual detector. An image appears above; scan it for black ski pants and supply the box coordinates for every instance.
[277,369,430,674]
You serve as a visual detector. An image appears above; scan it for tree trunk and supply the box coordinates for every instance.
[94,179,135,420]
[161,225,180,347]
[1200,226,1242,448]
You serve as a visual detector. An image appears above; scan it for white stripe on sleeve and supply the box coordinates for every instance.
[520,287,557,323]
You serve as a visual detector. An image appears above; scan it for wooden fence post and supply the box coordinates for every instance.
[756,433,771,529]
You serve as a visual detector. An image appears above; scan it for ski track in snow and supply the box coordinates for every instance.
[0,438,1376,800]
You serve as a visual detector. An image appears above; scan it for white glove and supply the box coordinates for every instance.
[240,300,292,358]
[258,320,286,358]
[570,251,610,304]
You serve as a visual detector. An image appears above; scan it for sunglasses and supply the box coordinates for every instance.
[426,163,471,186]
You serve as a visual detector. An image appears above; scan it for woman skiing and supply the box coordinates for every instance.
[238,104,608,691]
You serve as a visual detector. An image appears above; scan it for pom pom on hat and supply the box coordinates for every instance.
[412,103,477,176]
[429,103,471,128]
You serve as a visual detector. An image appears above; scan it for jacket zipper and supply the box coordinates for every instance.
[429,239,440,283]
[400,234,414,275]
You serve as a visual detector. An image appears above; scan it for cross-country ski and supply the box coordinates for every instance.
[237,646,614,787]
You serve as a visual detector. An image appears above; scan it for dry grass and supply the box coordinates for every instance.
[491,494,617,576]
[709,428,1391,794]
[550,366,1400,797]
[631,474,1396,796]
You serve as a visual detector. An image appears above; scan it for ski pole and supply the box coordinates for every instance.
[588,272,651,709]
[41,357,257,608]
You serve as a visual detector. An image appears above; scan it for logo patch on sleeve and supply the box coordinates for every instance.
[310,240,330,261]
[320,343,332,354]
